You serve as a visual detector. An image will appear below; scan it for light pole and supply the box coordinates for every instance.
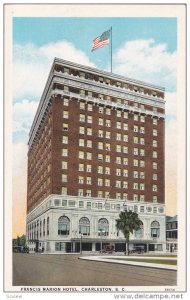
[80,234,83,255]
[98,229,105,254]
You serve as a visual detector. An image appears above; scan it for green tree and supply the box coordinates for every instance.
[116,211,142,255]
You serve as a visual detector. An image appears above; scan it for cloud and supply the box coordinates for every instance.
[13,40,96,99]
[13,99,39,133]
[114,39,177,92]
[13,142,28,178]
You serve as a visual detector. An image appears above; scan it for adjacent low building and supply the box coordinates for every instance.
[166,215,178,253]
[26,58,166,253]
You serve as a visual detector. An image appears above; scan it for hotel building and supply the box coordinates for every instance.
[26,58,166,253]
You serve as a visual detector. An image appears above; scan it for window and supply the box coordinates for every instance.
[64,86,69,92]
[133,171,138,178]
[117,110,122,117]
[79,151,84,159]
[123,135,128,142]
[123,123,128,130]
[151,221,160,238]
[123,193,128,200]
[79,201,84,208]
[105,179,110,187]
[62,161,67,169]
[63,123,68,131]
[133,159,138,167]
[124,112,128,119]
[98,203,103,209]
[98,154,103,161]
[153,129,157,136]
[134,114,138,121]
[98,178,103,186]
[79,163,84,171]
[140,183,145,190]
[153,151,157,158]
[87,140,92,148]
[99,107,104,113]
[79,217,90,236]
[79,126,85,134]
[63,98,69,106]
[98,166,103,174]
[79,114,85,122]
[116,145,121,153]
[105,131,110,139]
[106,143,110,150]
[123,146,128,153]
[105,155,110,162]
[98,142,103,150]
[134,137,139,144]
[134,148,138,155]
[123,170,128,177]
[123,181,128,188]
[106,120,111,127]
[140,160,145,167]
[98,191,103,198]
[153,196,157,203]
[86,164,92,172]
[79,139,85,147]
[153,162,157,169]
[99,118,103,126]
[63,110,69,119]
[87,115,92,123]
[117,122,121,129]
[153,140,157,147]
[153,207,157,213]
[87,128,92,135]
[140,138,145,145]
[153,185,157,192]
[86,177,92,185]
[153,118,158,125]
[123,158,128,165]
[106,108,111,115]
[134,194,138,201]
[140,115,145,122]
[153,173,157,180]
[140,206,144,213]
[117,133,121,141]
[116,169,121,176]
[87,104,93,111]
[116,181,121,188]
[135,224,144,238]
[62,136,68,144]
[140,127,145,134]
[80,102,85,109]
[80,89,85,95]
[134,125,138,132]
[86,191,92,197]
[58,216,70,235]
[78,176,84,184]
[116,193,121,199]
[133,183,138,190]
[98,130,103,137]
[78,189,83,196]
[105,167,110,174]
[140,149,145,156]
[62,174,67,182]
[62,149,68,156]
[116,157,121,164]
[87,152,92,160]
[98,218,109,236]
[140,172,145,179]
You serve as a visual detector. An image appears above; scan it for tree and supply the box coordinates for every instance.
[116,210,142,255]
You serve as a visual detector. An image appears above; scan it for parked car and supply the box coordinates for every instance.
[129,246,145,254]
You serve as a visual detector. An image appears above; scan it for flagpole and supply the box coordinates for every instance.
[110,26,112,73]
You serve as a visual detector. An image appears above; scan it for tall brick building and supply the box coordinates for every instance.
[26,58,166,253]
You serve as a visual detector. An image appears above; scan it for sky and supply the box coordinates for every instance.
[12,17,177,238]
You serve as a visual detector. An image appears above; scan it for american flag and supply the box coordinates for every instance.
[92,29,111,51]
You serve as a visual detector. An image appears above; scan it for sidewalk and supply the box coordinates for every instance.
[79,255,177,271]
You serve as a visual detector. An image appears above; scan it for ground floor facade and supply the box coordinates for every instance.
[26,194,166,253]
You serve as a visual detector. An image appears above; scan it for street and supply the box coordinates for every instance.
[13,253,177,286]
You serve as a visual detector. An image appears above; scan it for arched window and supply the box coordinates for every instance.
[98,218,109,236]
[47,217,49,236]
[151,221,160,238]
[79,217,90,236]
[135,223,144,239]
[58,216,70,235]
